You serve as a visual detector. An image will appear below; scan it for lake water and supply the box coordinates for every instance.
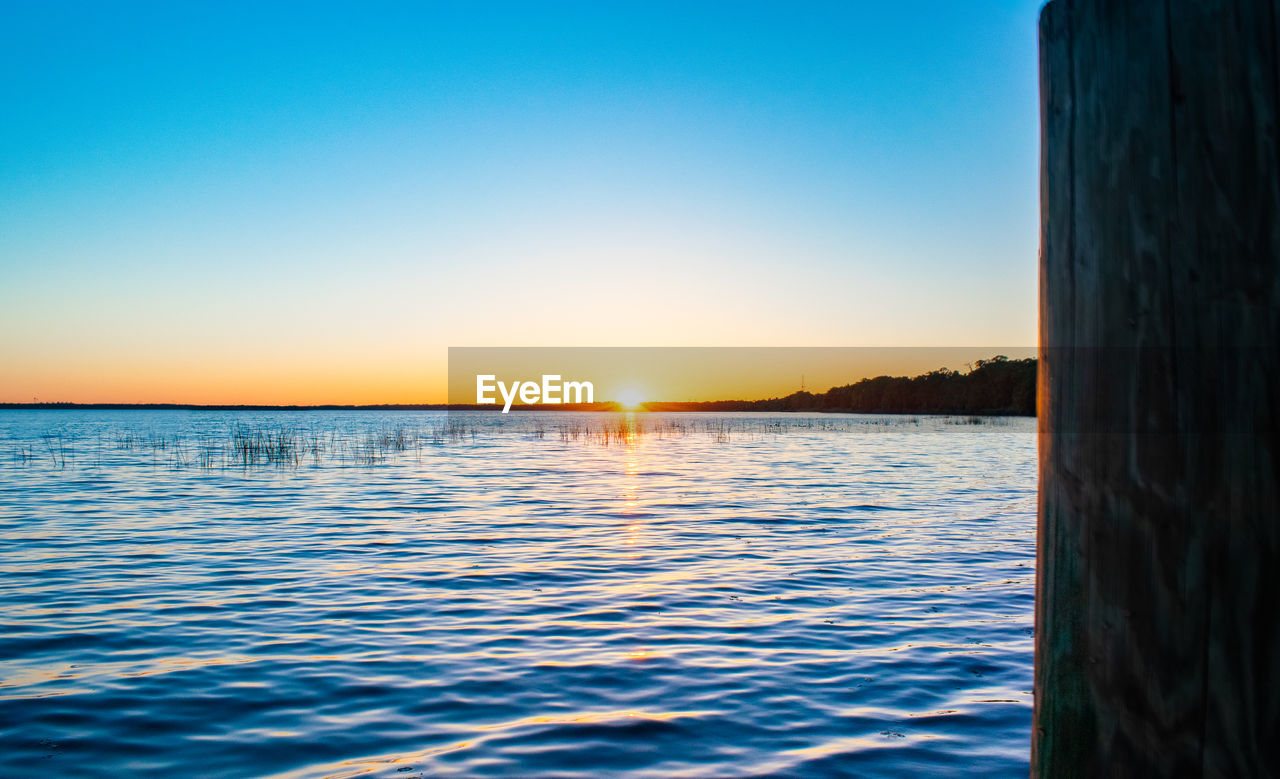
[0,411,1037,777]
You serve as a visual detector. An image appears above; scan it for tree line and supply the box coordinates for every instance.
[644,356,1037,416]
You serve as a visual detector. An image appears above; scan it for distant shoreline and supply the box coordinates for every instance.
[0,402,596,412]
[2,402,448,411]
[3,356,1037,416]
[0,403,1033,417]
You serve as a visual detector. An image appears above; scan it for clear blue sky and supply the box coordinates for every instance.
[0,1,1044,403]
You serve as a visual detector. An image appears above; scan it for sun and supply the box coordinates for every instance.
[616,388,646,410]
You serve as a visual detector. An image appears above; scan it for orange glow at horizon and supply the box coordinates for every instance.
[0,354,451,406]
[1,347,1037,406]
[616,388,646,410]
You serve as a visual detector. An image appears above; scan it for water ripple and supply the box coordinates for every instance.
[0,411,1035,777]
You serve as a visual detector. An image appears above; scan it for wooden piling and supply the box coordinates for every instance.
[1036,0,1280,774]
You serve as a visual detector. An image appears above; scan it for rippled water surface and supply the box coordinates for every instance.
[0,411,1036,777]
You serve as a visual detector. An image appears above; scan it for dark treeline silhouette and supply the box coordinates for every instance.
[645,356,1037,416]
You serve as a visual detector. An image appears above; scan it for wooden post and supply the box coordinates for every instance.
[1036,0,1280,775]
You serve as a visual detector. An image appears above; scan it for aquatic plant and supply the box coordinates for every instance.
[2,411,1026,471]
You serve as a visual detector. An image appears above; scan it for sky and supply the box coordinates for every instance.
[0,1,1045,404]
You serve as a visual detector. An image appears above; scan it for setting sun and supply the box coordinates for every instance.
[616,388,645,410]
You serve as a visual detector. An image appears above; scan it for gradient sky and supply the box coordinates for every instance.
[1,1,1044,404]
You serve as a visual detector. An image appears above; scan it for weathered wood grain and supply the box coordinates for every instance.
[1036,0,1280,775]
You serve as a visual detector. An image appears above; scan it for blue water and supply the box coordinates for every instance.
[0,411,1036,777]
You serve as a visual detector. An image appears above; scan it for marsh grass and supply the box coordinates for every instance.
[231,426,299,467]
[41,433,67,468]
[4,412,1014,470]
[547,414,921,447]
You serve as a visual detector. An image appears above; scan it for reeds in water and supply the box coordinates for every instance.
[4,412,1011,471]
